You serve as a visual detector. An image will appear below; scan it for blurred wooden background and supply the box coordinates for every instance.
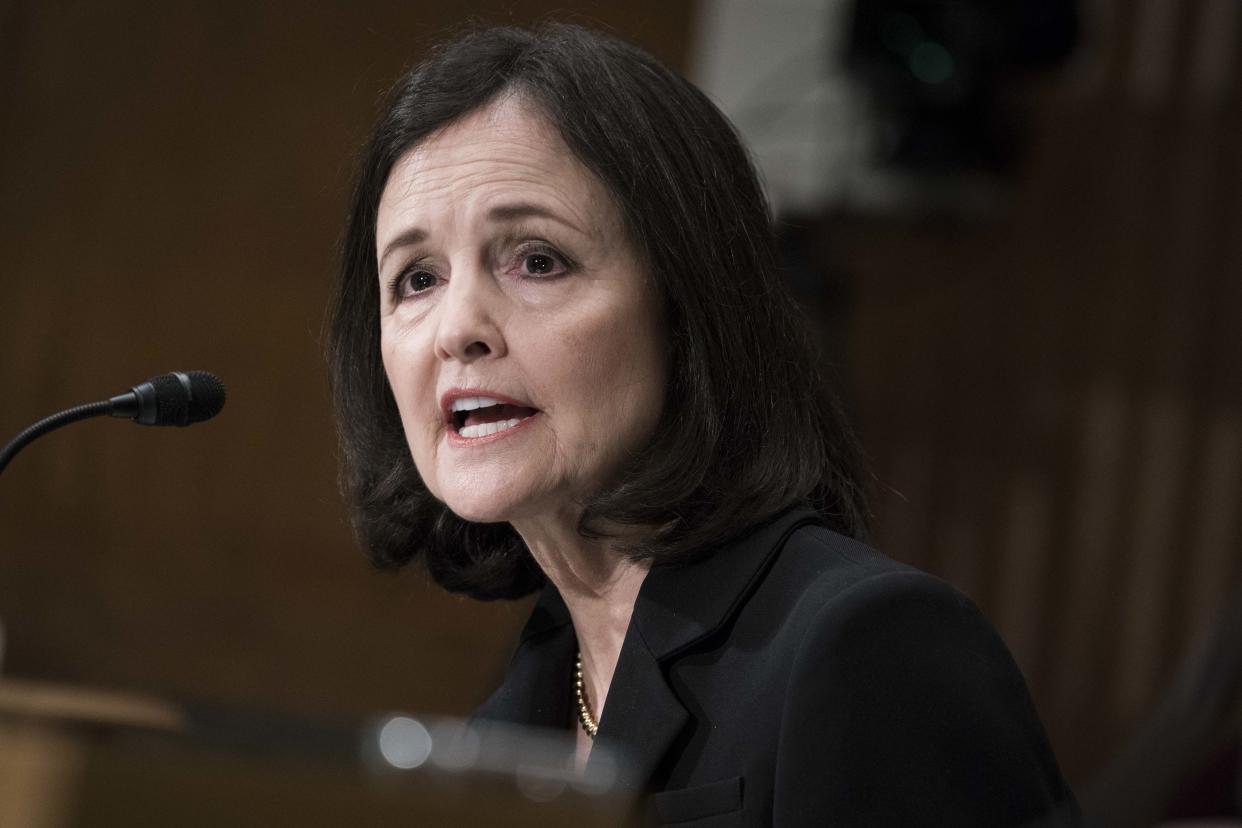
[836,0,1242,782]
[1,0,1239,795]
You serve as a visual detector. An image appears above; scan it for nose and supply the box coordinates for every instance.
[433,270,507,363]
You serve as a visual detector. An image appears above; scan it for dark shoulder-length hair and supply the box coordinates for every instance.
[328,22,869,600]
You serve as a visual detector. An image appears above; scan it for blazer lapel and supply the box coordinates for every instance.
[591,619,689,792]
[593,506,824,790]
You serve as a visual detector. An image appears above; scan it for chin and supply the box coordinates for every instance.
[439,487,530,525]
[427,457,569,525]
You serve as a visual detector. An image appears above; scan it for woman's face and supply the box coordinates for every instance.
[375,96,667,525]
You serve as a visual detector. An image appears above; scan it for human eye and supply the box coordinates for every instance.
[510,242,573,279]
[388,260,440,302]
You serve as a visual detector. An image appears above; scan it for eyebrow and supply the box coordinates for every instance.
[377,201,586,271]
[486,201,583,232]
[378,228,427,271]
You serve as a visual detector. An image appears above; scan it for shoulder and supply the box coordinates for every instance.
[755,524,1079,824]
[750,522,978,652]
[762,524,1043,758]
[771,519,936,590]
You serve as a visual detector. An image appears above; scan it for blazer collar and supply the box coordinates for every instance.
[630,506,824,661]
[506,501,824,650]
[514,505,823,653]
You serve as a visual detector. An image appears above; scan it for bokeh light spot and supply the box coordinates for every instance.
[378,716,433,769]
[910,42,955,84]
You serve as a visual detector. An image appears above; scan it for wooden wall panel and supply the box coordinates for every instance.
[830,0,1242,783]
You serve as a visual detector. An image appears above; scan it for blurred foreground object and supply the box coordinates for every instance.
[0,679,625,827]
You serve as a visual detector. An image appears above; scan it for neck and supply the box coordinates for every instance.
[512,510,650,724]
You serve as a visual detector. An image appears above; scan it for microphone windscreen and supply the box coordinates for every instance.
[185,371,226,423]
[141,371,226,426]
[149,373,191,426]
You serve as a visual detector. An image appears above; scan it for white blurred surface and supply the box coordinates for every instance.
[689,0,864,213]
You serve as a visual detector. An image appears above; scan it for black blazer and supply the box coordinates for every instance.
[477,508,1080,826]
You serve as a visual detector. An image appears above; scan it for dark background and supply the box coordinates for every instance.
[1,0,1239,794]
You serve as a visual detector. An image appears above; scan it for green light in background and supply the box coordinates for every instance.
[910,42,954,84]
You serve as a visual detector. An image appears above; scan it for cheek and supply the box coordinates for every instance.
[620,313,669,444]
[380,326,440,459]
[379,333,412,416]
[616,327,667,434]
[551,302,666,448]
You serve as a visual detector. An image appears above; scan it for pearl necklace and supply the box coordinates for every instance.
[574,651,599,738]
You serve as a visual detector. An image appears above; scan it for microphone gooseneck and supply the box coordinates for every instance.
[0,371,226,476]
[0,400,113,475]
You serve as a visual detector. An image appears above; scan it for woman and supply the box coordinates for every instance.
[328,23,1079,826]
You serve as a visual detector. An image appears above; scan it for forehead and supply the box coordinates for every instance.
[376,95,617,241]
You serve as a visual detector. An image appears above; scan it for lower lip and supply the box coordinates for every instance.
[446,411,541,447]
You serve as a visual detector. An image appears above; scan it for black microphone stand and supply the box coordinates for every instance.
[0,400,112,476]
[0,371,225,476]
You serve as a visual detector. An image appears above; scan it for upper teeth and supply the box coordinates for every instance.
[451,396,502,413]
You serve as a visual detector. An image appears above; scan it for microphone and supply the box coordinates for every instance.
[0,371,226,475]
[108,371,227,427]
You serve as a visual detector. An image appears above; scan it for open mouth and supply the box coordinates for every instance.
[449,396,540,439]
